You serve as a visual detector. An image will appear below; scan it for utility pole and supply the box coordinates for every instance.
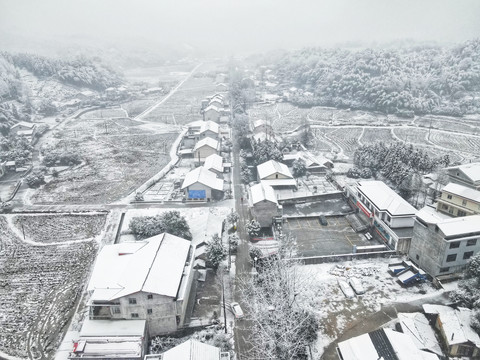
[221,270,227,334]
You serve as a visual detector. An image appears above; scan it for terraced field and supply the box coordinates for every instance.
[360,128,395,145]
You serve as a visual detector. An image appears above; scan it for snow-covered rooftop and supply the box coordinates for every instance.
[161,339,222,360]
[70,337,143,358]
[416,206,452,225]
[87,233,191,299]
[199,121,219,135]
[384,328,439,360]
[181,166,224,191]
[204,154,224,174]
[257,160,293,180]
[447,162,480,183]
[194,137,219,151]
[204,104,222,113]
[357,181,417,216]
[397,313,443,355]
[11,121,36,129]
[261,178,297,188]
[250,182,277,205]
[80,319,146,337]
[337,333,378,359]
[442,182,480,203]
[437,214,480,237]
[423,304,480,347]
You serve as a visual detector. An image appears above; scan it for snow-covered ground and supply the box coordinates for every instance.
[295,257,457,358]
[120,202,235,246]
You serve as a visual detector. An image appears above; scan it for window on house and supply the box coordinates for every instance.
[147,309,153,315]
[446,254,457,262]
[112,307,121,314]
[128,298,137,305]
[462,200,467,206]
[467,239,477,246]
[448,208,454,214]
[147,294,153,300]
[386,215,391,223]
[447,194,453,199]
[131,313,139,318]
[458,210,467,217]
[442,204,448,210]
[449,242,460,249]
[439,267,450,273]
[464,251,474,260]
[416,254,420,260]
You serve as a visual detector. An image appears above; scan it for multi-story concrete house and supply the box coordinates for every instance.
[345,181,417,253]
[187,121,219,141]
[436,183,480,217]
[203,105,221,123]
[257,160,296,189]
[87,233,195,336]
[445,162,480,191]
[409,207,480,277]
[181,166,224,201]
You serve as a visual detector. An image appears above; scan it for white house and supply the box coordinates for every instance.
[282,152,333,174]
[345,180,417,253]
[10,121,36,137]
[257,160,296,189]
[445,162,480,191]
[204,154,224,176]
[203,105,222,123]
[194,137,219,163]
[248,182,281,227]
[86,233,194,336]
[181,166,224,201]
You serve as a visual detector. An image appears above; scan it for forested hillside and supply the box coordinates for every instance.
[269,40,480,117]
[1,52,122,91]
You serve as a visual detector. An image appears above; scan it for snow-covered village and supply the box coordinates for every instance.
[1,1,480,359]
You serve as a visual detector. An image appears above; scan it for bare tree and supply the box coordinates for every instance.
[240,234,318,359]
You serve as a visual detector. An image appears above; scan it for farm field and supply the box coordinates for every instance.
[121,99,159,118]
[12,213,107,244]
[0,216,97,359]
[323,127,363,158]
[429,130,480,155]
[359,128,395,145]
[79,107,127,119]
[415,115,480,135]
[392,127,429,144]
[31,117,178,204]
[141,76,217,125]
[123,63,196,84]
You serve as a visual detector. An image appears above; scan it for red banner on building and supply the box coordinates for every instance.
[357,201,372,218]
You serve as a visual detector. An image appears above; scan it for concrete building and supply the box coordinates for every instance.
[337,328,439,360]
[424,304,480,358]
[69,319,147,360]
[194,137,219,163]
[181,166,224,201]
[257,160,296,189]
[203,105,221,123]
[248,182,282,228]
[204,154,224,176]
[409,208,480,277]
[187,121,219,141]
[436,183,480,217]
[86,233,195,336]
[345,181,417,253]
[151,339,230,360]
[445,162,480,190]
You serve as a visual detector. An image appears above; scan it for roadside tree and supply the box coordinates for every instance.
[206,234,227,272]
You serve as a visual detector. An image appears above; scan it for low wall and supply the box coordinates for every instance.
[292,250,398,265]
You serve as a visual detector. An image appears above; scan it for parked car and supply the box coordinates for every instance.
[231,302,244,319]
[349,278,365,295]
[319,215,328,226]
[338,279,355,298]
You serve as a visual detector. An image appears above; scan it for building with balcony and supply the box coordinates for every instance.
[345,181,417,253]
[86,233,195,336]
[436,183,480,217]
[408,208,480,277]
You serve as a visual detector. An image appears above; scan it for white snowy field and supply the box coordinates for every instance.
[294,257,456,358]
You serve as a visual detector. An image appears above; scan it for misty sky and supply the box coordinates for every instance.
[1,0,480,55]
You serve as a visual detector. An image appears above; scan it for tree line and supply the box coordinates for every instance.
[265,39,480,117]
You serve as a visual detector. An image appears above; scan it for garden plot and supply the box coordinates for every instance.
[359,128,395,145]
[79,107,127,119]
[295,258,449,358]
[141,76,217,125]
[30,118,178,204]
[12,213,107,244]
[0,216,97,359]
